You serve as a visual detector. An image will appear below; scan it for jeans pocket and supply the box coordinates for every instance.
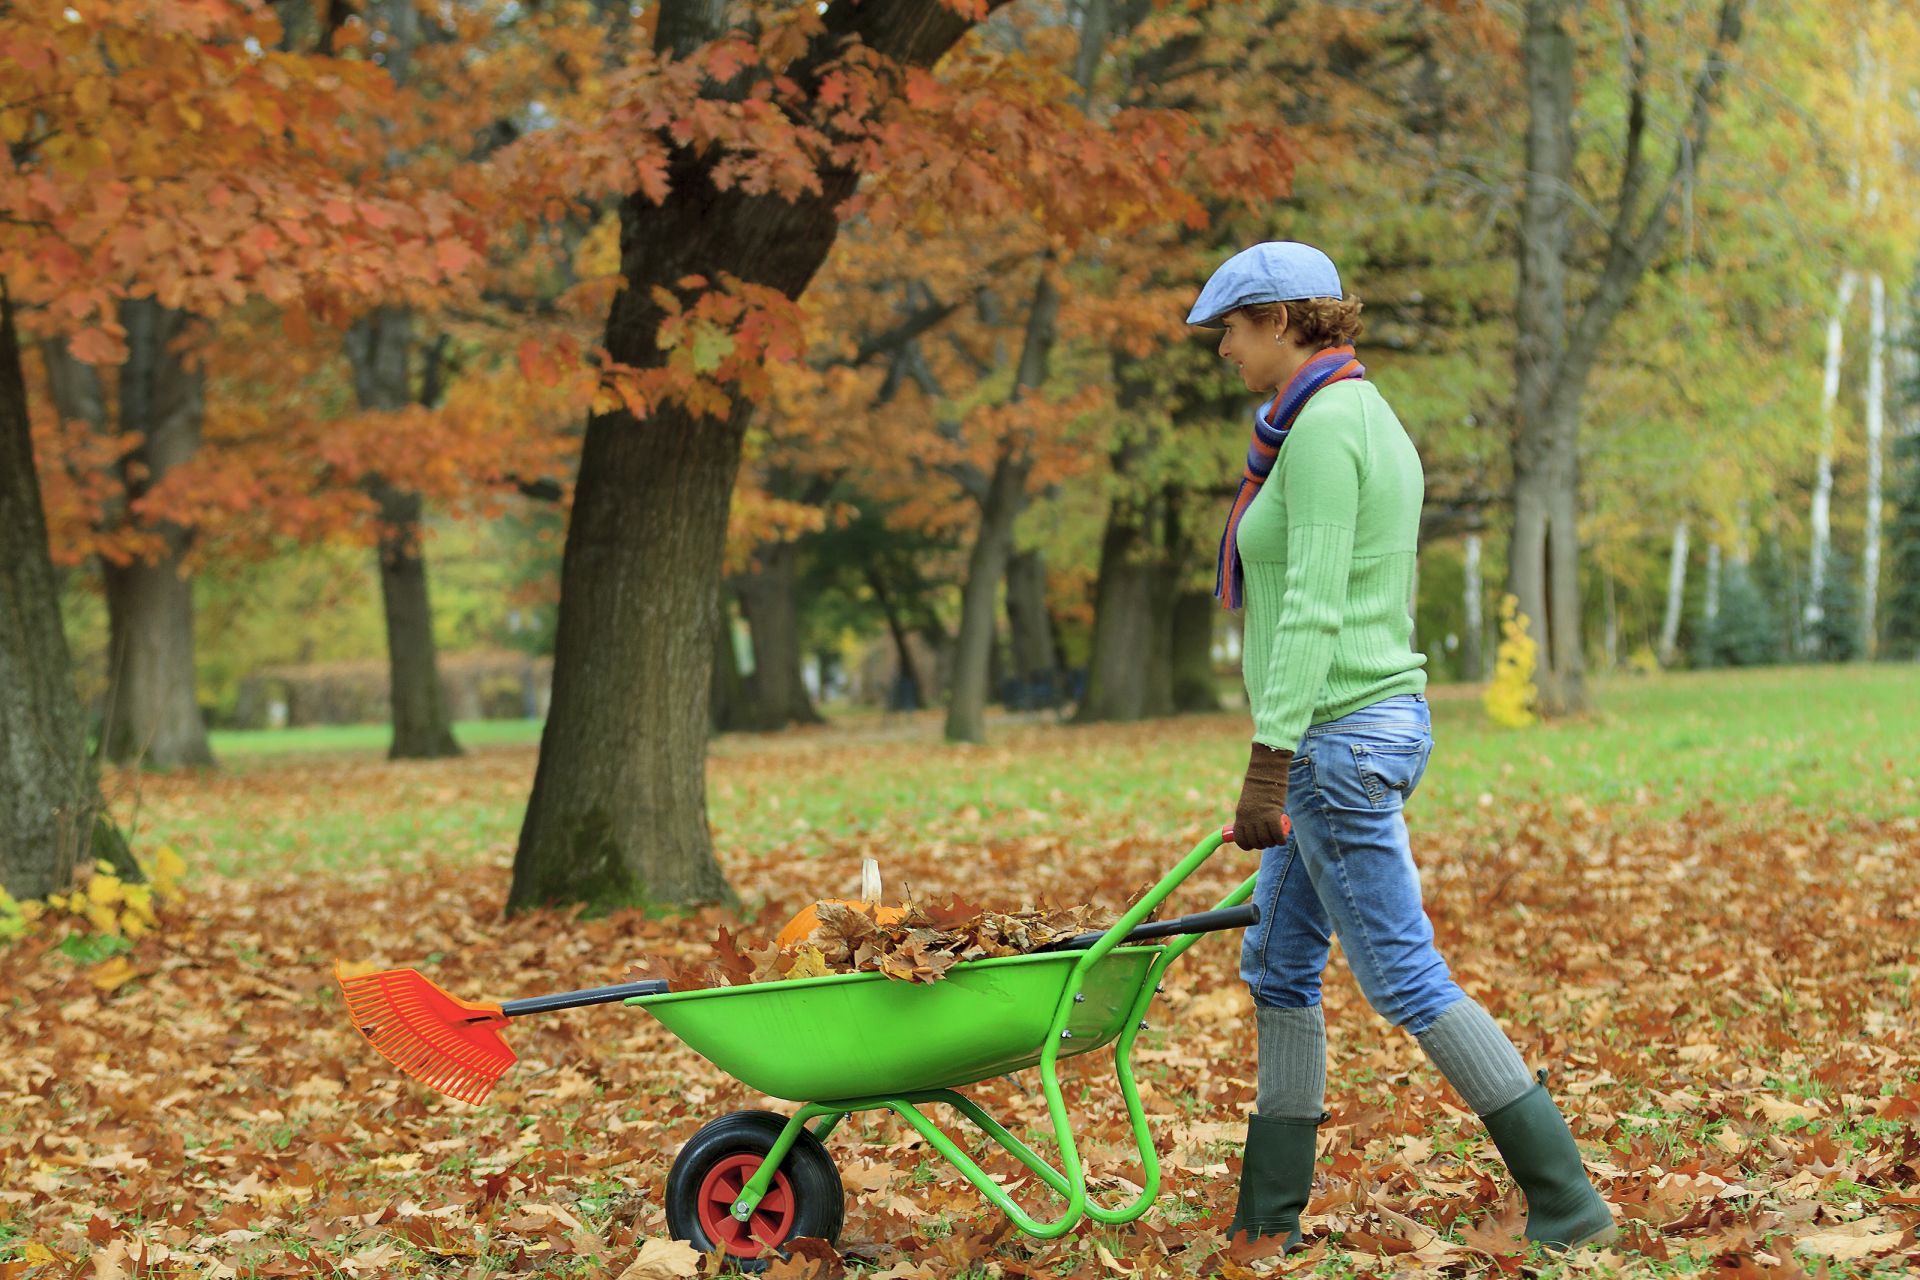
[1349,740,1432,808]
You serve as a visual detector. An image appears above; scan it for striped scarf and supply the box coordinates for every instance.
[1214,344,1366,610]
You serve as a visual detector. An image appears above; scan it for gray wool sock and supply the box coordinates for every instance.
[1256,1004,1327,1120]
[1415,998,1535,1116]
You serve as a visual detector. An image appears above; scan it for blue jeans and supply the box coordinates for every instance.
[1239,693,1466,1036]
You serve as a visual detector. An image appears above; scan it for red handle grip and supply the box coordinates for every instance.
[1221,815,1291,846]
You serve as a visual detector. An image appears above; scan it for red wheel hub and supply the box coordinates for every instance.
[695,1154,796,1257]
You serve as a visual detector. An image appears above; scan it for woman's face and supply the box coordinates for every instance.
[1216,308,1291,394]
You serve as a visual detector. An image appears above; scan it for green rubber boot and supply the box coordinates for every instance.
[1225,1110,1327,1251]
[1481,1071,1618,1251]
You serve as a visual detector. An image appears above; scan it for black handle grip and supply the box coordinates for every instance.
[500,980,670,1018]
[1038,903,1261,953]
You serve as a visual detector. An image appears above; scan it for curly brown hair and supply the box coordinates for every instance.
[1240,295,1365,348]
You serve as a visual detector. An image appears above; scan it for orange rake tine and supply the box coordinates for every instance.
[334,964,670,1104]
[336,965,517,1104]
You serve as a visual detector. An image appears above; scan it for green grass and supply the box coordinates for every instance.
[207,717,547,758]
[126,664,1919,879]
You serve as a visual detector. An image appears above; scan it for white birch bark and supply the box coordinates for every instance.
[1807,270,1860,642]
[1659,519,1689,666]
[1463,533,1484,680]
[1863,272,1886,656]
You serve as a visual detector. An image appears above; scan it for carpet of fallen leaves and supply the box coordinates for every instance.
[4,727,1919,1279]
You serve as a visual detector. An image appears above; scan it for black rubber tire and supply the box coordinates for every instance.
[665,1109,843,1271]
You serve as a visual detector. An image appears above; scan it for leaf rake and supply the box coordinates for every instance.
[335,963,668,1104]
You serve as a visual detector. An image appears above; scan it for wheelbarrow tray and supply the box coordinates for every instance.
[627,946,1166,1102]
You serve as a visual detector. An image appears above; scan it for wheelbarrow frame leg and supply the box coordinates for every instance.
[727,829,1258,1241]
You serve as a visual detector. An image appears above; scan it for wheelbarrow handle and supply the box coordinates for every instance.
[501,980,671,1018]
[1037,903,1260,953]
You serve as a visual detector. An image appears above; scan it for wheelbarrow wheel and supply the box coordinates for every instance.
[666,1109,842,1270]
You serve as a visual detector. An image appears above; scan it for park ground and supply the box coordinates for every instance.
[3,664,1918,1278]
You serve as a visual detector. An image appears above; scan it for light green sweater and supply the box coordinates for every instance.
[1236,378,1427,751]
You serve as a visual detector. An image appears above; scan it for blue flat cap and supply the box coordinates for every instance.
[1186,241,1344,328]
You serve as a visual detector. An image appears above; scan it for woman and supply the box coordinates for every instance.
[1187,241,1615,1254]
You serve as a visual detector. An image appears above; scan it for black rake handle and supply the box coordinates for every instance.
[500,980,671,1018]
[1037,903,1261,953]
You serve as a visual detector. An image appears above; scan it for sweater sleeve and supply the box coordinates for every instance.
[1250,405,1363,750]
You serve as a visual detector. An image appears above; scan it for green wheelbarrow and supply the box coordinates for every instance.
[337,825,1266,1269]
[626,825,1260,1266]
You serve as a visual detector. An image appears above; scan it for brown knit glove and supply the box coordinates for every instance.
[1232,743,1293,850]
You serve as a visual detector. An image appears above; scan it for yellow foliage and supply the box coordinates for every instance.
[88,956,142,993]
[146,844,188,902]
[1483,594,1538,729]
[89,873,125,906]
[0,843,188,947]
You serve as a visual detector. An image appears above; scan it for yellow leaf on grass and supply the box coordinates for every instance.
[614,1237,702,1280]
[88,957,141,993]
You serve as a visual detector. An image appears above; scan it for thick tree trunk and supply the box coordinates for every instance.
[100,301,214,769]
[1507,0,1580,714]
[1074,501,1178,722]
[1509,0,1745,710]
[510,0,1003,913]
[946,453,1031,742]
[1170,590,1220,712]
[1659,519,1689,666]
[346,306,462,759]
[736,539,823,729]
[1004,547,1059,708]
[1863,272,1886,656]
[0,294,104,898]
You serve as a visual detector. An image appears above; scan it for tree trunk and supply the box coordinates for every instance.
[945,268,1060,744]
[1462,532,1485,679]
[1703,541,1722,631]
[1863,272,1886,657]
[946,452,1031,742]
[1074,500,1179,722]
[1807,271,1859,647]
[0,293,106,898]
[1659,519,1689,666]
[99,300,214,769]
[1546,460,1585,707]
[346,306,462,759]
[865,566,924,710]
[1602,571,1618,670]
[736,538,823,729]
[710,591,754,732]
[510,0,1004,913]
[1004,547,1059,708]
[1508,0,1746,711]
[1170,590,1220,712]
